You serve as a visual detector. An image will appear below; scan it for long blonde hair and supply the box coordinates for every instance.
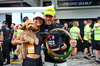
[73,21,79,27]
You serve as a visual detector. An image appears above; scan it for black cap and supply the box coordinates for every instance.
[97,16,100,21]
[2,21,8,25]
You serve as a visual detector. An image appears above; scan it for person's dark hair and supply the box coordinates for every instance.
[84,20,87,22]
[40,19,45,38]
[12,23,16,26]
[96,16,100,21]
[55,19,59,22]
[64,22,68,25]
[22,16,29,22]
[18,24,22,26]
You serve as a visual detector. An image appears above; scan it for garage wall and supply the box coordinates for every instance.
[56,8,100,19]
[0,14,6,29]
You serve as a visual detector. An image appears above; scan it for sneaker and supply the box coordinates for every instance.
[3,63,11,65]
[11,57,15,59]
[95,60,100,64]
[71,54,74,58]
[14,58,18,60]
[91,56,95,59]
[12,58,18,61]
[73,58,78,61]
[84,56,90,60]
[88,54,91,56]
[99,58,100,60]
[3,62,7,65]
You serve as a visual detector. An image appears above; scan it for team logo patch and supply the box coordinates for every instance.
[45,29,48,31]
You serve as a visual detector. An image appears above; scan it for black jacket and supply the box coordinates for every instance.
[43,24,70,63]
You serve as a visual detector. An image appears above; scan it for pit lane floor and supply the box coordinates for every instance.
[3,50,100,66]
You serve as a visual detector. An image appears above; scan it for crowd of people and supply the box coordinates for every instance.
[0,7,100,66]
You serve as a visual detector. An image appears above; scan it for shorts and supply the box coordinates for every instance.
[95,40,100,50]
[75,40,80,48]
[44,61,67,66]
[22,57,43,66]
[84,40,91,48]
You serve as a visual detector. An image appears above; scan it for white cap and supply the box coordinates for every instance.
[33,12,43,19]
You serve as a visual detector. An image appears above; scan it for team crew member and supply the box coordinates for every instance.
[70,21,83,61]
[12,17,29,48]
[10,23,18,60]
[12,12,45,66]
[11,17,28,61]
[13,24,23,48]
[83,20,88,26]
[43,7,77,66]
[13,16,29,38]
[54,19,63,28]
[0,21,11,65]
[94,17,100,64]
[62,23,70,32]
[83,19,95,60]
[12,24,22,61]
